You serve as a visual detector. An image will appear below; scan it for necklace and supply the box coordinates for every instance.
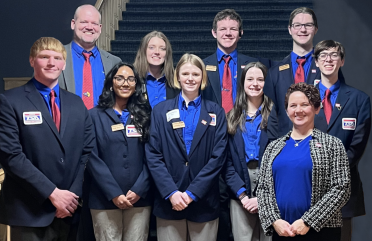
[292,133,312,147]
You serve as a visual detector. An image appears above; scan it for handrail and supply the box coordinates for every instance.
[95,0,129,51]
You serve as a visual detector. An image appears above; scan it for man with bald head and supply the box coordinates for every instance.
[58,4,121,109]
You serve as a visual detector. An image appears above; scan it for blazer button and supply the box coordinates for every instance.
[123,155,127,158]
[185,162,188,166]
[60,158,64,163]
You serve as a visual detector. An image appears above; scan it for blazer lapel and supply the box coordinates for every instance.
[205,53,222,105]
[99,49,113,75]
[328,83,350,130]
[24,81,63,145]
[59,90,71,139]
[167,97,188,157]
[188,100,212,157]
[105,108,128,144]
[62,43,76,93]
[306,59,321,85]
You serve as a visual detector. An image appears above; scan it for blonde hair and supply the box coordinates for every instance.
[30,37,66,60]
[173,53,207,90]
[133,31,174,87]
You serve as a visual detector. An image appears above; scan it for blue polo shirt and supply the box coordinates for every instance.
[146,73,167,108]
[114,109,130,125]
[319,80,341,108]
[217,48,238,102]
[32,78,60,117]
[291,50,314,81]
[71,41,105,106]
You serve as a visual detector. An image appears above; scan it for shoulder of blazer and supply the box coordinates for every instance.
[203,52,217,64]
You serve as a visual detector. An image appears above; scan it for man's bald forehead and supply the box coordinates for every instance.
[74,4,101,22]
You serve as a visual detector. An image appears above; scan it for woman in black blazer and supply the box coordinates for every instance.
[87,63,152,241]
[223,62,272,241]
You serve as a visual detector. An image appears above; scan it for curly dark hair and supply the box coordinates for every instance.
[98,62,151,142]
[284,82,321,109]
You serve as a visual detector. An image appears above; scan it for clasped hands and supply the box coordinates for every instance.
[240,196,258,214]
[169,191,193,211]
[112,190,140,209]
[49,188,79,218]
[273,219,310,237]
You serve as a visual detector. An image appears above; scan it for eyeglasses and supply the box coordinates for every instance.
[317,52,340,61]
[291,23,315,30]
[113,76,137,86]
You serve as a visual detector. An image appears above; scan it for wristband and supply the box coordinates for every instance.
[239,194,247,200]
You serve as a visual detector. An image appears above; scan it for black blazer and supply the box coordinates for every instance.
[0,80,95,227]
[87,107,152,209]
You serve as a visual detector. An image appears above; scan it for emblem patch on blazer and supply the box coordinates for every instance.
[279,64,290,71]
[126,125,142,137]
[342,118,356,130]
[209,113,216,126]
[23,111,43,125]
[313,79,320,86]
[206,65,217,71]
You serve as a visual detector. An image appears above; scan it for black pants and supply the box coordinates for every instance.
[11,218,71,241]
[273,227,341,241]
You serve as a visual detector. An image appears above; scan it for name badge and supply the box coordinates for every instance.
[23,111,42,125]
[209,113,216,126]
[279,64,290,71]
[342,118,356,130]
[206,65,217,71]
[126,125,142,137]
[111,123,124,132]
[172,121,185,129]
[166,109,180,122]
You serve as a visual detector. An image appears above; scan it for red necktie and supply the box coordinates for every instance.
[221,56,233,113]
[295,58,306,83]
[82,52,94,109]
[323,89,332,124]
[50,90,61,132]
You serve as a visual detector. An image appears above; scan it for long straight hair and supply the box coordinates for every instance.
[133,31,175,88]
[227,62,273,135]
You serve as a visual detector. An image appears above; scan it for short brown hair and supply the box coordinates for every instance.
[314,40,345,60]
[289,7,318,29]
[212,9,243,33]
[173,53,207,90]
[30,37,66,60]
[284,82,321,109]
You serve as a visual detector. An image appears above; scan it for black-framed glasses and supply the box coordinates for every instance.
[291,23,315,30]
[317,52,340,61]
[113,76,137,86]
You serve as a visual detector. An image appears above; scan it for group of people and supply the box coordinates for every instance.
[0,4,370,241]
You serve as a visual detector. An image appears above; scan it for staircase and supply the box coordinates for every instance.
[111,0,313,64]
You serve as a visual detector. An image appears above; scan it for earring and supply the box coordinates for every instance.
[110,87,113,91]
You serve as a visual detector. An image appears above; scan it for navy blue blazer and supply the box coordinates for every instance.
[202,52,259,105]
[316,82,371,218]
[224,127,269,199]
[264,55,345,139]
[87,107,152,209]
[0,80,95,227]
[145,95,227,222]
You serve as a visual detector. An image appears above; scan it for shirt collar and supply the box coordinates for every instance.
[178,93,202,110]
[319,79,341,95]
[32,78,60,97]
[290,49,314,64]
[245,105,262,121]
[146,72,166,83]
[217,48,238,64]
[71,41,98,58]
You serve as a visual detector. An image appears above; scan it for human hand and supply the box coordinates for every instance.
[244,197,258,213]
[273,219,295,237]
[291,219,310,235]
[112,194,133,209]
[126,190,140,205]
[181,192,193,205]
[169,191,188,211]
[49,188,79,218]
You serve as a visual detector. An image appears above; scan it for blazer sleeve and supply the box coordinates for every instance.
[347,96,371,168]
[186,107,228,200]
[301,138,351,232]
[267,104,280,142]
[0,94,56,203]
[146,110,179,198]
[222,135,247,197]
[263,69,277,107]
[257,141,282,236]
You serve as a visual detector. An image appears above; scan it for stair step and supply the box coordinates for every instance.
[130,0,311,3]
[126,1,312,11]
[111,39,292,52]
[111,50,290,64]
[122,10,292,21]
[115,29,290,41]
[118,19,289,31]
